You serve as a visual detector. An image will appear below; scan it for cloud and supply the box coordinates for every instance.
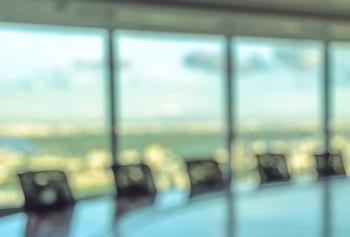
[182,50,223,73]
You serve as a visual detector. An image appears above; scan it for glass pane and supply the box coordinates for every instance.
[331,42,350,236]
[234,37,322,236]
[0,24,113,206]
[331,42,350,166]
[117,31,226,192]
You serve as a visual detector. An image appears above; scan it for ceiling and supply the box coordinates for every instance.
[137,0,350,17]
[1,0,350,41]
[108,0,350,19]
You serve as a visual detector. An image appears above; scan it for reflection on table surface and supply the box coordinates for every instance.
[2,178,350,237]
[25,207,73,237]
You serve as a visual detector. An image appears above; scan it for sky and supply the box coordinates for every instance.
[0,25,350,125]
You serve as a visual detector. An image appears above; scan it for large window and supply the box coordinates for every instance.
[0,25,113,206]
[234,38,323,236]
[117,31,226,191]
[1,22,350,237]
[234,38,323,184]
[331,42,350,168]
[330,42,350,236]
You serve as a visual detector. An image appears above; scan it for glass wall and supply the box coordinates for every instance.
[117,31,226,191]
[331,42,350,169]
[234,38,323,184]
[330,42,350,236]
[0,23,345,213]
[2,19,350,237]
[234,37,323,237]
[0,25,113,206]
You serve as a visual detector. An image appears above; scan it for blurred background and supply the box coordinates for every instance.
[1,0,350,210]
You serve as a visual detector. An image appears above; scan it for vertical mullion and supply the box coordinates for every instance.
[107,29,118,165]
[323,42,331,165]
[322,40,331,237]
[225,35,234,185]
[225,35,235,237]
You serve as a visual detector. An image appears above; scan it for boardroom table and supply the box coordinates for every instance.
[1,178,350,237]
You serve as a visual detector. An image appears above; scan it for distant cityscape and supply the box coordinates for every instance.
[1,121,350,206]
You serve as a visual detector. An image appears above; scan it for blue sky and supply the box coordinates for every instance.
[0,26,349,125]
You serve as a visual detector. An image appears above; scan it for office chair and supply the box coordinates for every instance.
[256,153,290,185]
[186,159,225,198]
[111,164,157,215]
[17,170,74,212]
[314,152,346,178]
[111,163,156,199]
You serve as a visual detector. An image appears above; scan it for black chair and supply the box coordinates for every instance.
[111,164,156,199]
[186,159,225,198]
[111,164,157,215]
[314,152,346,178]
[256,153,290,185]
[17,170,75,212]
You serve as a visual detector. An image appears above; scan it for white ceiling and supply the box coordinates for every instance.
[1,0,350,41]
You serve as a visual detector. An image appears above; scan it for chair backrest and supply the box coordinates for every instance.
[111,164,156,199]
[186,159,225,198]
[314,152,346,178]
[17,170,74,212]
[256,153,290,185]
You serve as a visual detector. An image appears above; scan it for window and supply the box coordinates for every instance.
[117,31,226,191]
[0,25,113,206]
[234,37,323,184]
[331,42,350,167]
[234,38,323,237]
[330,42,350,236]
